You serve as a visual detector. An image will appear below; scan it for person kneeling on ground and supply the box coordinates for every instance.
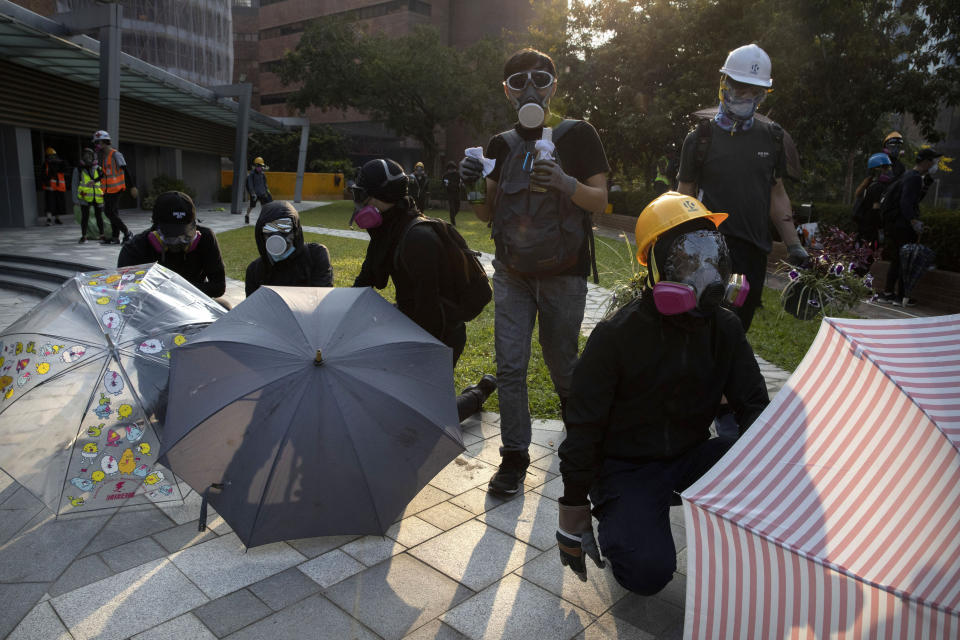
[118,191,229,306]
[556,192,769,593]
[245,201,333,296]
[352,158,496,421]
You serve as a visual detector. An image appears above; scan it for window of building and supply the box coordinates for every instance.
[260,0,431,40]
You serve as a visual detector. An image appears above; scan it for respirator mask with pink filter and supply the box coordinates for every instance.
[649,230,749,316]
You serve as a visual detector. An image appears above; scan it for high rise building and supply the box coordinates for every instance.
[233,0,536,168]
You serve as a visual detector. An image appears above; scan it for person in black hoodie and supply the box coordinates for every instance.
[556,192,769,593]
[352,158,496,421]
[245,200,333,296]
[118,191,227,304]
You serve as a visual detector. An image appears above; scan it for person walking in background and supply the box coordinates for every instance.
[118,191,227,305]
[245,200,333,297]
[879,147,942,307]
[677,43,808,333]
[93,130,136,245]
[556,192,768,592]
[851,152,894,265]
[245,157,271,225]
[411,161,430,212]
[39,147,66,226]
[72,147,105,244]
[652,155,671,195]
[352,158,497,422]
[459,47,609,496]
[442,161,462,226]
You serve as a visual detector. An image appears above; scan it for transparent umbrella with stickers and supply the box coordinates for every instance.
[0,263,225,515]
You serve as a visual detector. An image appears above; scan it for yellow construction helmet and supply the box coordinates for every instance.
[414,161,425,170]
[45,147,56,155]
[253,157,266,166]
[883,131,903,144]
[634,192,727,266]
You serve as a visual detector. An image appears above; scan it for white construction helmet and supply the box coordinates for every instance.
[719,44,772,87]
[92,130,111,142]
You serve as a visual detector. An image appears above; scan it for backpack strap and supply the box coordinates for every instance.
[693,119,713,184]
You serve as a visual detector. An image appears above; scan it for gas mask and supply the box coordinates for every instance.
[504,70,555,129]
[650,230,748,316]
[262,217,296,262]
[884,140,903,159]
[149,224,200,254]
[719,77,766,121]
[353,205,383,229]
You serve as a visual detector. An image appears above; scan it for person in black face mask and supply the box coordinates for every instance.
[352,158,497,422]
[118,191,227,305]
[555,192,769,593]
[245,200,333,297]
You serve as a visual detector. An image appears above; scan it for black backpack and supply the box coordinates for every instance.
[878,175,906,228]
[394,217,492,322]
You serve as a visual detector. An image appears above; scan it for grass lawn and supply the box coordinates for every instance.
[218,201,830,418]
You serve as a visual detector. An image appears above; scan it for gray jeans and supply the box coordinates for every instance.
[492,261,587,453]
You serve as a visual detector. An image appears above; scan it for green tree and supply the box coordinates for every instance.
[279,20,512,168]
[248,125,350,173]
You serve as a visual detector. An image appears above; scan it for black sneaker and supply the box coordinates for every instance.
[78,237,86,244]
[244,214,250,224]
[461,374,497,400]
[488,450,530,496]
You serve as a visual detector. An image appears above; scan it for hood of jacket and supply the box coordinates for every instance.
[254,200,305,260]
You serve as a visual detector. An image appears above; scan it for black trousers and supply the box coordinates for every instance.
[724,235,766,332]
[883,225,918,298]
[447,192,460,226]
[590,437,735,595]
[80,203,105,237]
[103,192,129,239]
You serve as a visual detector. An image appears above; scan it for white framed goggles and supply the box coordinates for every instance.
[263,217,294,234]
[504,70,555,91]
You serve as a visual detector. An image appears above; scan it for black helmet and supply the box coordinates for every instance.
[353,158,408,204]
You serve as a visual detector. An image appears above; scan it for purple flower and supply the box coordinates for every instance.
[807,298,821,308]
[788,269,800,281]
[833,263,844,276]
[864,274,874,289]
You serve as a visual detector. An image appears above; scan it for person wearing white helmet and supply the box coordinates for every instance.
[92,130,138,244]
[677,43,807,332]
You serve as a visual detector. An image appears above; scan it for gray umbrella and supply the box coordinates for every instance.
[159,286,464,547]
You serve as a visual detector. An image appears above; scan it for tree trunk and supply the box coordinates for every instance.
[843,151,856,205]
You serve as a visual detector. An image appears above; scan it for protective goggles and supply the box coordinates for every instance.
[720,77,768,101]
[504,70,555,91]
[262,217,294,234]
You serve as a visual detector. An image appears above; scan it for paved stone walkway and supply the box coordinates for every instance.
[0,205,794,640]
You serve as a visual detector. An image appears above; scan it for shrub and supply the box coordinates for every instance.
[607,187,658,217]
[141,174,197,211]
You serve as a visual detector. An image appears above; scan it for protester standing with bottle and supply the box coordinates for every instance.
[459,48,609,497]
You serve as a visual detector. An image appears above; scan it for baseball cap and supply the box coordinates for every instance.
[916,147,943,162]
[152,191,197,235]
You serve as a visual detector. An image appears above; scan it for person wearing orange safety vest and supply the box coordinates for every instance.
[39,147,66,226]
[72,147,106,244]
[93,130,138,245]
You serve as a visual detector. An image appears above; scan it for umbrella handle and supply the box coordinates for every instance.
[314,349,323,365]
[198,483,224,532]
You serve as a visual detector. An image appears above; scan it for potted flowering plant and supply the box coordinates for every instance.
[779,226,875,320]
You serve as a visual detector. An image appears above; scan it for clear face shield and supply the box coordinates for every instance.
[504,70,555,128]
[262,217,296,262]
[650,230,749,315]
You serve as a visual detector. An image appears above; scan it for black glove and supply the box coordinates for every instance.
[459,156,483,182]
[557,502,604,581]
[531,159,577,196]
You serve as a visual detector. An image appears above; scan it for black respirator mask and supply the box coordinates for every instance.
[505,70,555,129]
[263,217,296,262]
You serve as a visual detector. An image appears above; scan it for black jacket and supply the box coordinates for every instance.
[558,294,769,503]
[118,225,226,298]
[353,200,458,343]
[245,202,333,297]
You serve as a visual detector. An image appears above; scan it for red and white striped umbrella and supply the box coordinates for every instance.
[682,315,960,639]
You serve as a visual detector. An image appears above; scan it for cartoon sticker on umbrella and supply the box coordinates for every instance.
[93,393,112,419]
[124,424,144,442]
[100,455,119,476]
[117,404,133,420]
[103,370,123,395]
[81,442,98,464]
[138,339,164,355]
[101,312,121,330]
[118,448,136,474]
[61,346,86,363]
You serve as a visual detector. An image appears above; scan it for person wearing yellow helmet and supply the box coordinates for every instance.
[555,192,768,591]
[245,157,272,224]
[410,161,429,212]
[39,146,66,226]
[881,131,906,180]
